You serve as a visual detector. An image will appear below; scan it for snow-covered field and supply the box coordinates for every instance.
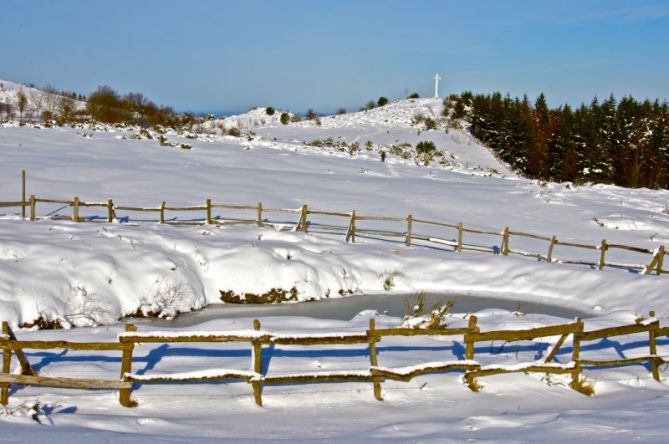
[1,97,669,442]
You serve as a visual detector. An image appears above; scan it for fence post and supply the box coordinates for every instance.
[205,198,212,224]
[351,210,356,243]
[107,199,114,223]
[21,170,26,219]
[570,317,584,392]
[657,246,665,275]
[257,202,263,227]
[29,195,36,221]
[1,321,10,406]
[298,204,308,231]
[119,324,137,407]
[547,236,557,263]
[73,196,80,222]
[501,227,510,256]
[368,318,383,401]
[251,319,264,406]
[457,223,463,253]
[159,201,166,224]
[598,239,607,271]
[465,315,478,360]
[644,249,660,275]
[648,310,660,381]
[406,215,412,247]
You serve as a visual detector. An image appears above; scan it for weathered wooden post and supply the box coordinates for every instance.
[406,215,413,247]
[644,247,663,275]
[251,319,264,406]
[648,311,660,381]
[501,227,510,256]
[547,236,557,263]
[465,315,478,360]
[205,198,212,224]
[107,199,114,223]
[299,204,308,231]
[570,317,584,392]
[119,323,137,407]
[1,321,10,405]
[29,195,36,221]
[598,239,607,271]
[256,202,263,227]
[368,318,383,400]
[351,210,356,243]
[72,197,80,222]
[457,223,464,253]
[657,246,665,275]
[21,170,26,219]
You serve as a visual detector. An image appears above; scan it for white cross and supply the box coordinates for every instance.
[433,73,442,98]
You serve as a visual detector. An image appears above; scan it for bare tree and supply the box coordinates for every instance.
[41,84,60,120]
[30,89,44,120]
[58,95,76,121]
[17,90,27,124]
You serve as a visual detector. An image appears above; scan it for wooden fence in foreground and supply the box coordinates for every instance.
[0,170,667,276]
[1,314,667,407]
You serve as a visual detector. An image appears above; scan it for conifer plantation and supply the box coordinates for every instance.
[452,92,669,189]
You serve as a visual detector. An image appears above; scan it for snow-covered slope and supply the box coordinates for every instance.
[227,98,514,175]
[306,97,445,129]
[1,123,668,327]
[1,107,669,443]
[197,107,294,132]
[0,78,85,118]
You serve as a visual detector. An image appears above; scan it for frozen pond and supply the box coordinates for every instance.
[131,292,592,327]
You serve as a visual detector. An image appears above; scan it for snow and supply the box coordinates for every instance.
[2,313,669,442]
[197,107,294,132]
[0,79,86,118]
[480,361,576,371]
[1,92,669,441]
[271,332,369,340]
[119,329,269,339]
[124,369,259,381]
[372,360,480,376]
[256,369,373,379]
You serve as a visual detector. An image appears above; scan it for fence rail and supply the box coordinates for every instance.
[1,170,667,275]
[1,313,667,407]
[2,193,667,275]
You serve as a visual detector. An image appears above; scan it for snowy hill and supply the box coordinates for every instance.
[208,98,513,176]
[197,107,295,132]
[0,78,85,119]
[306,97,446,129]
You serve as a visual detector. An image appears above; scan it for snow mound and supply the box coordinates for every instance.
[303,98,446,129]
[198,107,294,132]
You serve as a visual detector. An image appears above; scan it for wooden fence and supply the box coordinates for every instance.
[1,314,667,407]
[1,171,667,276]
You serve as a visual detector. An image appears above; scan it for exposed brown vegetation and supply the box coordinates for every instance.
[220,287,299,304]
[19,316,64,330]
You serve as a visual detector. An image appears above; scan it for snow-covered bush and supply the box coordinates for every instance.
[402,293,454,329]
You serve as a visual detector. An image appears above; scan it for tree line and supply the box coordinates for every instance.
[449,92,669,189]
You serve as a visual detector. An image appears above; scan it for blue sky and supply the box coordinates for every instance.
[1,0,668,113]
